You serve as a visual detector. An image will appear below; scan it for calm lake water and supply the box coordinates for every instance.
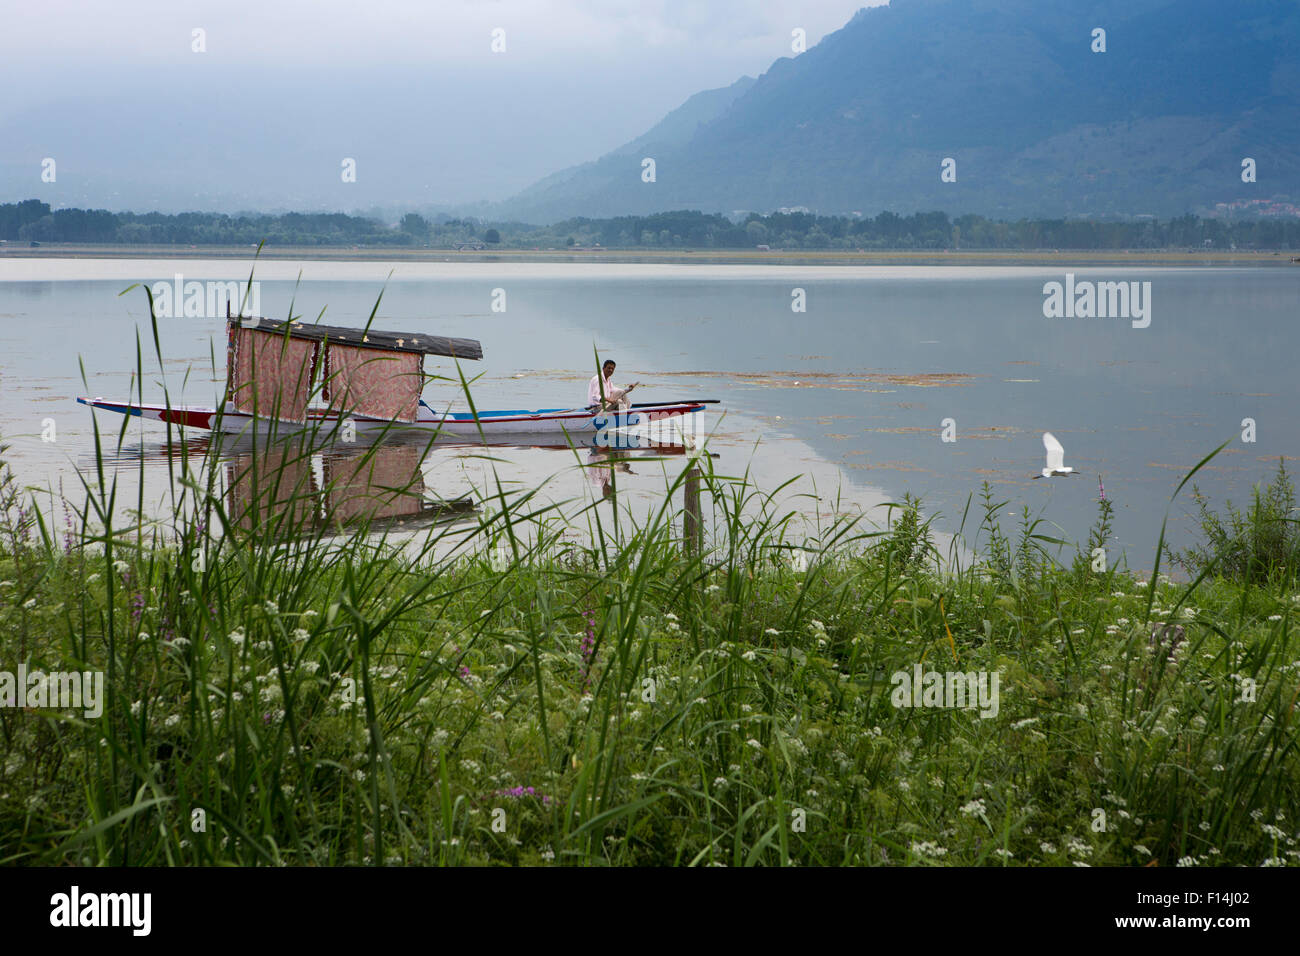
[1,258,1297,570]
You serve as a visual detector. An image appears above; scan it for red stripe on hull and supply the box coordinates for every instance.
[158,408,215,429]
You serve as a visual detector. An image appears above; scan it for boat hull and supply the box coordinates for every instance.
[76,397,706,440]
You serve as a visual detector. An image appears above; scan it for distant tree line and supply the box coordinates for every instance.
[546,209,1300,251]
[3,200,1298,250]
[0,200,410,246]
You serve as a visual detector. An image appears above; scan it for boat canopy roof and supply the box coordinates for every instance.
[230,315,483,361]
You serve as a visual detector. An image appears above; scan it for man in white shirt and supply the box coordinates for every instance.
[586,359,639,412]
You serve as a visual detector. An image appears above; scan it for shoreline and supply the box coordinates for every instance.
[1,244,1296,268]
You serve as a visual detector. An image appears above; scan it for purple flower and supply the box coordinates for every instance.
[579,609,597,689]
[494,786,555,806]
[13,504,32,543]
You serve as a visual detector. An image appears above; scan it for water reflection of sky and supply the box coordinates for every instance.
[1,262,1297,572]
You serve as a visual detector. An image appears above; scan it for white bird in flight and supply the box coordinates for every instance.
[1034,432,1078,479]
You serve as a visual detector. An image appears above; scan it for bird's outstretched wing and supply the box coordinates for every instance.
[1043,432,1065,471]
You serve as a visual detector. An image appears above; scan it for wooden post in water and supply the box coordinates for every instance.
[683,466,702,553]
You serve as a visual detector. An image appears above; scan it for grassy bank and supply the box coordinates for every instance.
[1,422,1297,867]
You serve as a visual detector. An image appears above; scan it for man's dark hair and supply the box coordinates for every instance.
[602,359,616,369]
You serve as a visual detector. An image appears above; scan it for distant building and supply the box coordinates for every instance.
[1212,197,1300,218]
[756,244,771,251]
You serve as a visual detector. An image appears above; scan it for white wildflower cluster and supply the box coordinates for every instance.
[910,841,948,858]
[958,798,986,817]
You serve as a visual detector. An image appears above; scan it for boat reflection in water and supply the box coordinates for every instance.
[224,439,477,538]
[585,447,638,500]
[206,424,704,538]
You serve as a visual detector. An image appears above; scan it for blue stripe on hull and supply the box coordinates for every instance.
[77,397,142,418]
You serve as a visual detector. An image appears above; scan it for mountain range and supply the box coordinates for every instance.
[498,0,1300,222]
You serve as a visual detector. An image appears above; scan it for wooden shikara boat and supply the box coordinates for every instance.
[77,314,715,440]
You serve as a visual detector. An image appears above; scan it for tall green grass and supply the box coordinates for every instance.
[1169,457,1300,585]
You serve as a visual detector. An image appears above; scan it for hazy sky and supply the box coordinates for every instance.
[0,0,887,212]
